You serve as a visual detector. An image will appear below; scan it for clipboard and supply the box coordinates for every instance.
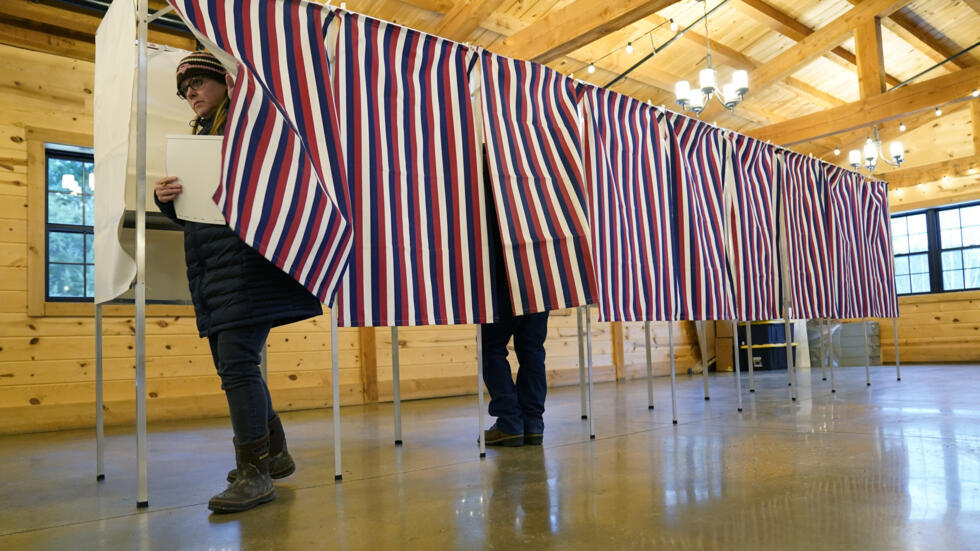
[165,134,226,225]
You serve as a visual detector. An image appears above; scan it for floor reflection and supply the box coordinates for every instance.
[5,367,980,550]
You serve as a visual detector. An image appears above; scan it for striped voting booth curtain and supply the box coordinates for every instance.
[861,180,899,318]
[827,165,868,319]
[332,12,493,326]
[168,0,352,305]
[727,134,780,321]
[581,87,677,322]
[479,51,597,316]
[779,151,835,319]
[667,112,736,321]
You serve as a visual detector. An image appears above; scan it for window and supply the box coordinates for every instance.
[45,144,95,301]
[892,201,980,295]
[892,213,930,294]
[938,205,980,291]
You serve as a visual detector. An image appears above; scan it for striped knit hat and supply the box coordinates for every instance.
[175,51,227,93]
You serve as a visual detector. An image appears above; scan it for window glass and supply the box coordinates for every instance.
[910,273,930,293]
[943,270,964,291]
[942,250,962,271]
[46,148,95,301]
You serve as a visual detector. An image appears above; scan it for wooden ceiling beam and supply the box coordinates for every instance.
[0,0,196,53]
[964,0,980,17]
[844,1,974,70]
[815,101,972,160]
[432,0,498,42]
[494,0,680,64]
[701,0,911,120]
[747,64,980,145]
[0,17,94,61]
[973,99,980,155]
[672,30,844,109]
[745,0,910,95]
[877,154,980,188]
[733,0,901,86]
[855,16,886,99]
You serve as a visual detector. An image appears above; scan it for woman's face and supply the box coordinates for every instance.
[181,76,227,118]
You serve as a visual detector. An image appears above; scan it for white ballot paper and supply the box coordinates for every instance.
[165,135,226,225]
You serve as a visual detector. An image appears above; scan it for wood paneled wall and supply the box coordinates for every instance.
[880,290,980,364]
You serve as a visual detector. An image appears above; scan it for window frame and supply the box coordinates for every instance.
[892,200,980,297]
[44,147,96,303]
[27,127,193,318]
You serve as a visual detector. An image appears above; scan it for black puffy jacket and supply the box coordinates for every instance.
[154,131,322,337]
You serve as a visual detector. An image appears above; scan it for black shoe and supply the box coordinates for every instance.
[228,414,295,483]
[523,433,543,445]
[480,424,524,447]
[209,434,276,514]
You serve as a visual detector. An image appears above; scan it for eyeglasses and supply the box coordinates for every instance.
[177,77,207,100]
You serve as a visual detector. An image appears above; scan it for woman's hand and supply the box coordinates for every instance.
[155,176,182,203]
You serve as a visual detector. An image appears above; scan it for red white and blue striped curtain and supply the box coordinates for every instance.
[827,165,868,319]
[779,151,835,319]
[581,87,678,322]
[167,0,352,305]
[727,134,780,321]
[479,51,597,315]
[666,112,736,321]
[332,12,493,326]
[860,180,899,318]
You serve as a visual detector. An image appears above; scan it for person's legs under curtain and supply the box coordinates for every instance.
[481,315,524,439]
[209,324,273,443]
[513,311,549,439]
[207,324,277,513]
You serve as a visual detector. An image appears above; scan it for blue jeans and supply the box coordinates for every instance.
[208,324,275,443]
[481,310,549,435]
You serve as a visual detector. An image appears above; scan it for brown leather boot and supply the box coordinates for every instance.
[227,414,295,482]
[208,433,276,514]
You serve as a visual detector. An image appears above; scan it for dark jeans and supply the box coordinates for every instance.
[208,324,275,444]
[481,311,549,435]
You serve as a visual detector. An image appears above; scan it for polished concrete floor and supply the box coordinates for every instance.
[3,364,980,550]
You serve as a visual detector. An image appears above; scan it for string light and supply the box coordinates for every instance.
[973,89,980,98]
[833,148,840,156]
[670,18,679,32]
[625,42,634,54]
[935,107,942,116]
[899,122,906,132]
[587,63,596,74]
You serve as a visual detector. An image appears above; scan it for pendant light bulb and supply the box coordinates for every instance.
[625,42,634,54]
[899,122,906,132]
[935,107,942,116]
[670,18,679,32]
[587,63,596,74]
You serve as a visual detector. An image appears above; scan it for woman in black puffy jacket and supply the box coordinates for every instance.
[154,51,322,514]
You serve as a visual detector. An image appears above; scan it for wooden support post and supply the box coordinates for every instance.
[358,327,378,403]
[611,321,625,380]
[855,17,886,99]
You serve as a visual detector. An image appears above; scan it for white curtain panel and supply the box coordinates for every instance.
[94,0,191,303]
[93,0,137,304]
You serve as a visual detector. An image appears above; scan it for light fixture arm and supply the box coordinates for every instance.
[849,126,904,173]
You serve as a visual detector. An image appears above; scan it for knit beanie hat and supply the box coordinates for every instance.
[175,51,227,93]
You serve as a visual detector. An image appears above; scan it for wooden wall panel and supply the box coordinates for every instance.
[0,44,366,435]
[621,321,701,380]
[880,291,980,364]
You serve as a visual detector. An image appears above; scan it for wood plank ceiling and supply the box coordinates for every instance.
[1,0,978,191]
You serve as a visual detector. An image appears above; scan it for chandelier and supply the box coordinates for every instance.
[674,0,748,115]
[849,127,903,173]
